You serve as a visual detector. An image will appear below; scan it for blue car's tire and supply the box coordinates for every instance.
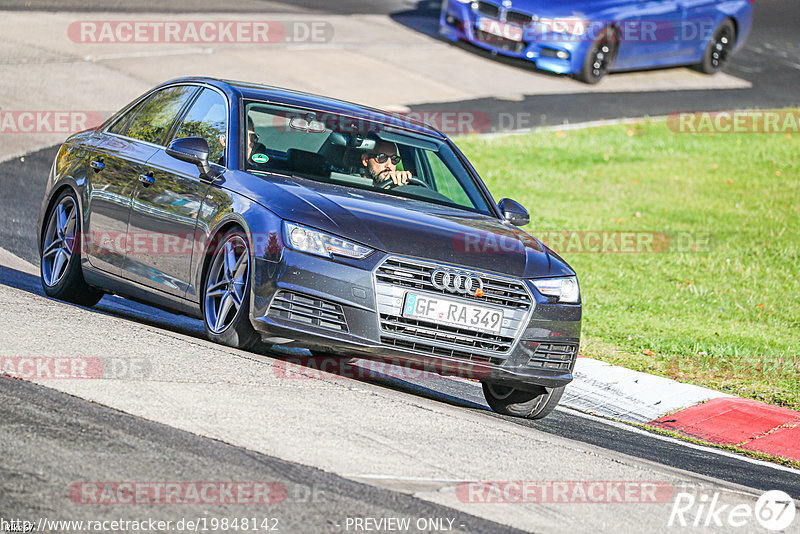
[577,27,619,84]
[698,19,736,74]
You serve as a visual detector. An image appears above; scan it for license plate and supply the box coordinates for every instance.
[403,292,504,335]
[477,18,523,42]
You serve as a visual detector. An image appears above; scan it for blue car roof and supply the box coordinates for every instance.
[159,76,446,139]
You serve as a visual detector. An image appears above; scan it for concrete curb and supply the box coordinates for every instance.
[563,357,800,463]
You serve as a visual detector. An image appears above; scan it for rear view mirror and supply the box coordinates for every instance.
[167,137,216,179]
[498,198,530,226]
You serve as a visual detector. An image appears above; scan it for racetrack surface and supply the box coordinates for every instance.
[2,259,799,533]
[1,377,524,534]
[1,0,796,129]
[1,0,798,164]
[2,1,800,531]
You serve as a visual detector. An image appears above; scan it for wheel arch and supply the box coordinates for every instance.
[198,216,251,296]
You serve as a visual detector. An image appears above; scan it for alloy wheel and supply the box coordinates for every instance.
[709,28,732,69]
[204,235,250,334]
[42,196,78,287]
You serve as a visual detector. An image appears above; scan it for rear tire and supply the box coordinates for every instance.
[202,229,260,350]
[697,19,736,74]
[40,189,103,307]
[482,382,565,420]
[576,26,619,84]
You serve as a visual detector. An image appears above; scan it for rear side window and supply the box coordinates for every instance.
[108,98,147,136]
[121,85,196,145]
[173,88,228,166]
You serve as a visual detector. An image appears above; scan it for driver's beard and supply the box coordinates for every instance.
[366,166,390,185]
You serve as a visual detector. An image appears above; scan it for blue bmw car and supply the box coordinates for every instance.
[440,0,753,83]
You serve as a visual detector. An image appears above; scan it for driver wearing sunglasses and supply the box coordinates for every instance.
[361,140,415,189]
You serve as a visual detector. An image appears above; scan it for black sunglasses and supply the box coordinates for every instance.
[368,153,401,165]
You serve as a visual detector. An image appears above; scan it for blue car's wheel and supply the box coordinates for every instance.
[699,20,736,74]
[577,27,619,84]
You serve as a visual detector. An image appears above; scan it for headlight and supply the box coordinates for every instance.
[532,276,580,303]
[284,222,373,260]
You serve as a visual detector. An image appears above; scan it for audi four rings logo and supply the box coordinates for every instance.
[431,269,484,294]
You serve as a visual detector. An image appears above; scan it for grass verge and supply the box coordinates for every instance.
[457,117,799,410]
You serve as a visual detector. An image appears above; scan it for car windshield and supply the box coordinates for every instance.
[242,101,493,215]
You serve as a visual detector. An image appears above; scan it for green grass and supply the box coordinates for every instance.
[456,119,800,410]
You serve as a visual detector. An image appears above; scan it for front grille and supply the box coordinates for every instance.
[381,337,504,366]
[475,1,500,18]
[376,257,531,310]
[267,290,348,332]
[474,30,526,53]
[381,314,515,353]
[375,257,533,361]
[506,10,533,26]
[525,342,578,371]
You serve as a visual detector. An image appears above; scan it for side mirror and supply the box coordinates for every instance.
[166,137,216,179]
[498,198,530,227]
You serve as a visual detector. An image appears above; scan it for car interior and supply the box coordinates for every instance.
[242,103,481,211]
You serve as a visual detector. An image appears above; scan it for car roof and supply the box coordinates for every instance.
[158,76,446,139]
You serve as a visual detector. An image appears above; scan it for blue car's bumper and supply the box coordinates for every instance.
[439,1,590,75]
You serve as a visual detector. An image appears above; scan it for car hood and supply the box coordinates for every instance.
[505,0,624,18]
[227,172,574,279]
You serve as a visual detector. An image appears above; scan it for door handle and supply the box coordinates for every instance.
[138,172,155,187]
[90,159,105,172]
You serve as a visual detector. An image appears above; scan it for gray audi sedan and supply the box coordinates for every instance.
[38,77,581,419]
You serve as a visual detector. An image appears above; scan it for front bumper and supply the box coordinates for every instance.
[250,248,581,390]
[439,1,590,75]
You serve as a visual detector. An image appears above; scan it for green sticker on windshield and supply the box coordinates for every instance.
[252,153,269,164]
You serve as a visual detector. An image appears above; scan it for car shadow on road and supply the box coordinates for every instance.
[0,263,488,413]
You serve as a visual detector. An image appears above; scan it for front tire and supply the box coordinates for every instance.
[576,27,619,84]
[697,19,736,74]
[482,382,565,420]
[202,229,259,350]
[40,189,103,306]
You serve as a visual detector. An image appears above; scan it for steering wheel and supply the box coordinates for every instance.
[380,177,428,189]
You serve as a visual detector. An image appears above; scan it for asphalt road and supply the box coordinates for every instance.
[401,0,800,125]
[1,376,522,534]
[3,260,800,533]
[1,254,799,506]
[1,0,797,125]
[2,1,800,531]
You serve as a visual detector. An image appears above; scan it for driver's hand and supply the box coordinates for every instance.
[378,170,414,188]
